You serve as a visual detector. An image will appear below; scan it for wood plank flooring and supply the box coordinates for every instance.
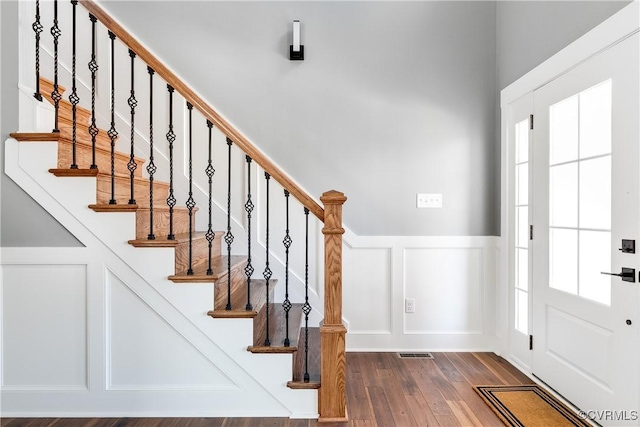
[1,352,533,427]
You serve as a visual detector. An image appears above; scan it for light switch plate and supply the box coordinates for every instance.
[417,193,442,208]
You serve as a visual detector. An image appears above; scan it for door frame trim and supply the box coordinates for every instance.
[498,2,639,363]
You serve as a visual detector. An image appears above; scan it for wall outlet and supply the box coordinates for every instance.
[405,298,416,313]
[417,193,442,208]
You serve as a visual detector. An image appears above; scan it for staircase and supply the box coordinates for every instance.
[5,0,346,421]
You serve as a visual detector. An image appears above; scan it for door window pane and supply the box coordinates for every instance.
[579,230,611,305]
[516,206,528,248]
[550,95,579,165]
[546,79,612,305]
[550,163,578,228]
[580,80,612,159]
[516,289,528,334]
[580,156,611,230]
[517,248,528,291]
[550,228,578,294]
[516,119,529,163]
[514,117,529,338]
[517,164,528,205]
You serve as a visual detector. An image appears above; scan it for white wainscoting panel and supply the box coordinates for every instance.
[2,263,88,390]
[343,246,392,334]
[343,233,498,351]
[404,248,483,334]
[107,270,236,391]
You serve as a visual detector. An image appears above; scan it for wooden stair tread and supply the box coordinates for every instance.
[49,168,99,177]
[289,326,321,388]
[169,255,246,283]
[208,279,276,318]
[10,132,61,142]
[89,203,139,212]
[128,231,217,247]
[249,303,303,353]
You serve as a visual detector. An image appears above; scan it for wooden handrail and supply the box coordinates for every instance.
[79,0,324,222]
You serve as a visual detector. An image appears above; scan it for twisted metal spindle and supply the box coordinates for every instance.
[205,121,216,275]
[146,67,157,240]
[263,172,272,346]
[224,138,235,310]
[127,50,138,204]
[303,207,311,382]
[244,156,255,311]
[87,14,99,169]
[50,0,62,133]
[166,85,176,240]
[68,0,79,169]
[186,102,196,275]
[283,190,293,347]
[32,0,43,101]
[107,31,118,204]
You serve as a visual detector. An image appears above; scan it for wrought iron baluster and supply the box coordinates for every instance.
[68,0,79,169]
[107,31,118,204]
[166,85,176,239]
[283,190,293,347]
[50,0,61,133]
[127,50,137,204]
[186,103,196,274]
[303,207,311,382]
[32,0,43,101]
[87,14,99,169]
[146,67,156,239]
[244,156,254,311]
[224,138,235,309]
[205,121,216,275]
[263,172,272,346]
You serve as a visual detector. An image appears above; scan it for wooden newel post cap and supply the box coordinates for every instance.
[320,190,347,205]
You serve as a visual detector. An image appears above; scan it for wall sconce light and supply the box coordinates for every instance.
[290,20,304,60]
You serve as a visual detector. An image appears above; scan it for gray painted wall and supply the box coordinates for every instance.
[497,0,631,90]
[0,1,82,247]
[0,1,631,244]
[103,1,499,236]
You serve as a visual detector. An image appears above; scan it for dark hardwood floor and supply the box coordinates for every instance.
[1,352,533,427]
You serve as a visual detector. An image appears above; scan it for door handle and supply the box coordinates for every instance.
[601,267,636,283]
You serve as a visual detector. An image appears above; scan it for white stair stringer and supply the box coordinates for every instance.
[3,136,318,418]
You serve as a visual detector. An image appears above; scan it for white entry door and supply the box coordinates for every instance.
[531,33,639,425]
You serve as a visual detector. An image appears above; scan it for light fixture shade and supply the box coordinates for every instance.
[290,20,304,60]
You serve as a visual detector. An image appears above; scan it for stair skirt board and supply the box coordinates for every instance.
[3,121,318,416]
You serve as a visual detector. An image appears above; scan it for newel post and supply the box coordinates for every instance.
[319,190,348,423]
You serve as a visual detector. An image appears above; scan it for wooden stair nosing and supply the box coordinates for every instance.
[10,132,61,142]
[207,309,257,319]
[286,380,320,390]
[128,231,213,248]
[49,168,99,177]
[249,303,303,354]
[168,255,246,283]
[89,203,139,213]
